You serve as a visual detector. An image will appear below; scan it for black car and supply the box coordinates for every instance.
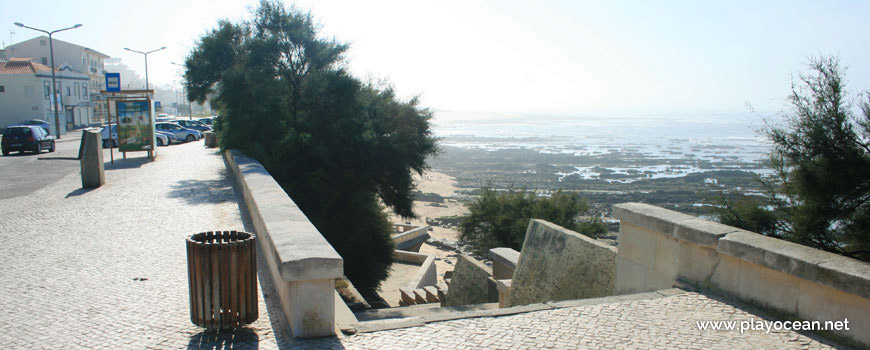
[2,125,56,155]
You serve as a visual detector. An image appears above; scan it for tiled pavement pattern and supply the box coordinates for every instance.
[0,142,844,349]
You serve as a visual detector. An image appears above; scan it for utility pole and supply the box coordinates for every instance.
[123,46,166,91]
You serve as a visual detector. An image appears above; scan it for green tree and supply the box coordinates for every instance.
[459,185,606,254]
[184,1,438,292]
[714,56,870,261]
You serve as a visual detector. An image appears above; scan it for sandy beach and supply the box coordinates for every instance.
[389,170,469,286]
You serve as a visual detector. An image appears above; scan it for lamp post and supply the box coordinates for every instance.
[171,62,192,120]
[123,46,166,91]
[14,22,82,138]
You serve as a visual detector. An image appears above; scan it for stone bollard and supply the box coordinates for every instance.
[204,131,217,148]
[80,129,105,188]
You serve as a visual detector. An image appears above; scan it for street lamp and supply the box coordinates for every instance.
[123,46,166,91]
[171,61,192,120]
[14,22,83,139]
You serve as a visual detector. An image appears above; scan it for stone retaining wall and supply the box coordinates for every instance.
[223,149,343,338]
[394,250,437,289]
[614,202,870,346]
[506,219,617,307]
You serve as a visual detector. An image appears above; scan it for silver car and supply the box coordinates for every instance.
[155,122,202,142]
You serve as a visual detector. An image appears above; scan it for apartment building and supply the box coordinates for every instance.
[4,36,110,126]
[0,58,89,134]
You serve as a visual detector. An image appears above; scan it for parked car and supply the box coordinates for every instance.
[196,117,215,126]
[174,119,213,133]
[101,124,119,148]
[21,119,52,134]
[155,122,202,142]
[155,132,170,147]
[2,125,56,155]
[157,130,178,145]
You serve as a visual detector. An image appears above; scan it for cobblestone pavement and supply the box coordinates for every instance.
[0,141,846,349]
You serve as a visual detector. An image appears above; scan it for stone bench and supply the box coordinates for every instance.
[223,149,343,338]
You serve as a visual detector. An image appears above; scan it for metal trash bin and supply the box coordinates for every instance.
[186,231,258,329]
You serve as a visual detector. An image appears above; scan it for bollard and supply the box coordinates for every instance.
[80,129,105,188]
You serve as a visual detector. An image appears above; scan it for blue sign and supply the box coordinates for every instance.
[155,101,161,108]
[105,72,121,92]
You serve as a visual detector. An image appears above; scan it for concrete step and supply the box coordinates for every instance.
[353,302,499,322]
[423,286,439,303]
[399,287,417,305]
[413,288,428,304]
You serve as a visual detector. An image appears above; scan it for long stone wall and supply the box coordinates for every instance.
[506,219,617,307]
[223,149,343,338]
[614,202,870,346]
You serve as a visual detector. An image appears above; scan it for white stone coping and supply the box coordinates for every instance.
[489,247,520,270]
[395,250,437,289]
[392,225,430,245]
[614,202,870,300]
[224,149,343,281]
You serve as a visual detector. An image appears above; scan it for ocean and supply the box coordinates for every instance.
[431,111,777,185]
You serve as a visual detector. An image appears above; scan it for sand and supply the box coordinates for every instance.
[388,170,469,285]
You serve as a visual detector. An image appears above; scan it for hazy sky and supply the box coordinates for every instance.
[3,0,869,117]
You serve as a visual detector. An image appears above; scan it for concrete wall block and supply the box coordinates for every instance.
[672,218,739,249]
[618,223,657,268]
[613,203,687,236]
[507,220,617,307]
[644,268,675,291]
[615,256,647,295]
[736,261,799,315]
[444,255,494,307]
[653,233,680,278]
[709,255,741,294]
[286,279,336,338]
[675,241,721,288]
[796,279,870,345]
[489,247,520,280]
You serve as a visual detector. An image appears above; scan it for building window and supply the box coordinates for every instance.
[44,81,50,98]
[82,57,86,66]
[66,86,71,96]
[25,85,34,97]
[74,83,80,97]
[82,84,88,99]
[0,85,5,93]
[41,57,48,65]
[40,39,47,46]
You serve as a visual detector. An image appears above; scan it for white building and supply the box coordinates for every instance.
[0,58,89,135]
[4,36,110,125]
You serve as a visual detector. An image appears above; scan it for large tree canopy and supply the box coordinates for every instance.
[184,0,438,292]
[716,56,870,262]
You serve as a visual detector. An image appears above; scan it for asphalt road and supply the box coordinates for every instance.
[0,139,82,199]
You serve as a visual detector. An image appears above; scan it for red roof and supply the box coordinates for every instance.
[0,57,55,74]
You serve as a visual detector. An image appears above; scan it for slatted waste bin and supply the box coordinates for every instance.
[186,231,258,329]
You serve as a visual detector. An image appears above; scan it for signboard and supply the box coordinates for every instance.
[116,100,154,152]
[105,73,121,92]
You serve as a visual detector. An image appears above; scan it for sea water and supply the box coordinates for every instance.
[432,111,777,184]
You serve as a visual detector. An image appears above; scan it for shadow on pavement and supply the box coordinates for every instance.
[187,328,259,350]
[104,157,151,170]
[168,170,235,205]
[65,187,97,198]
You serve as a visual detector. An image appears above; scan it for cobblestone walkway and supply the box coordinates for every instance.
[0,142,846,349]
